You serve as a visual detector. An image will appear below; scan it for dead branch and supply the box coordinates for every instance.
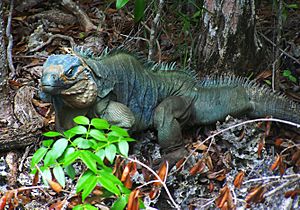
[29,34,76,52]
[6,0,16,77]
[148,0,164,61]
[61,0,96,32]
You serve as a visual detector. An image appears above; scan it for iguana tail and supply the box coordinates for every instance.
[247,86,300,124]
[199,75,300,125]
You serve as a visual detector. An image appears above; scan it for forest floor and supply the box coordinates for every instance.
[0,0,300,209]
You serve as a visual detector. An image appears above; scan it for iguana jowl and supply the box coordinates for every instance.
[40,48,300,151]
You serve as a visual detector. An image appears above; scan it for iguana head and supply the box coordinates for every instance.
[41,54,97,108]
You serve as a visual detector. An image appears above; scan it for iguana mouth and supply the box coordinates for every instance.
[60,79,98,109]
[41,85,65,94]
[61,79,90,95]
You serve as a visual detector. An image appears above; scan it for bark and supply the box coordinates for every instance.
[0,2,42,151]
[195,0,264,75]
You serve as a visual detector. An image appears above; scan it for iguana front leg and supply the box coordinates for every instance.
[154,96,193,151]
[95,100,135,129]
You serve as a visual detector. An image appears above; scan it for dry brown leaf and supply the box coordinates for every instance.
[192,142,208,151]
[127,189,140,210]
[285,189,300,199]
[257,139,265,158]
[274,138,283,147]
[233,171,245,189]
[121,162,132,182]
[209,181,214,192]
[204,155,214,171]
[32,171,39,186]
[270,155,282,171]
[0,195,7,210]
[154,161,168,187]
[207,169,226,181]
[47,179,62,193]
[124,173,133,189]
[189,159,205,176]
[175,158,186,170]
[49,200,65,210]
[245,185,266,205]
[215,185,234,209]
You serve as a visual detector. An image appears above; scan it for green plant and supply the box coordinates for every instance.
[116,0,145,22]
[30,116,139,208]
[283,69,297,83]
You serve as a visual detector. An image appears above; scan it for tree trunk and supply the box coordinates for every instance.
[0,2,42,151]
[195,0,264,75]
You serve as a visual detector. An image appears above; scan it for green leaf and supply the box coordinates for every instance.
[73,137,90,149]
[286,4,298,9]
[63,147,75,158]
[52,138,69,159]
[89,129,107,141]
[134,0,145,22]
[69,125,87,135]
[88,139,98,149]
[111,194,129,210]
[105,144,116,163]
[110,125,129,137]
[65,164,76,179]
[41,167,52,186]
[74,116,90,125]
[107,134,119,142]
[63,150,80,166]
[124,137,135,142]
[43,131,62,137]
[99,169,123,185]
[31,147,48,169]
[63,129,77,139]
[80,150,98,173]
[44,150,57,166]
[116,0,129,9]
[42,139,54,147]
[72,205,83,210]
[81,174,98,201]
[118,141,129,157]
[91,118,109,130]
[283,69,291,77]
[289,75,297,83]
[95,149,105,161]
[97,175,120,196]
[53,165,65,188]
[76,170,94,193]
[74,204,98,210]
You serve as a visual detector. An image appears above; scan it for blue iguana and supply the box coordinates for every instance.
[40,48,300,152]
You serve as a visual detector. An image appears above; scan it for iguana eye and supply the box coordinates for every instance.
[65,68,74,78]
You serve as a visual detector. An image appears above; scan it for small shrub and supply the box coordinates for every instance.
[31,116,137,208]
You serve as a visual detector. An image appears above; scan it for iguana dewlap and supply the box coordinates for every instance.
[40,48,300,151]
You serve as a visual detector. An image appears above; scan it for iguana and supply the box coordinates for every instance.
[40,48,300,152]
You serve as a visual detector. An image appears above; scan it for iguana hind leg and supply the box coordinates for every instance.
[154,96,193,151]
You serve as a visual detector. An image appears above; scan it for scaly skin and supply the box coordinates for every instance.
[40,50,300,152]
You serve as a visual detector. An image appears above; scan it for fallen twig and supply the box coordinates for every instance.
[243,174,300,185]
[148,0,164,61]
[264,177,300,197]
[29,34,75,52]
[61,0,96,32]
[259,32,300,65]
[6,0,16,77]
